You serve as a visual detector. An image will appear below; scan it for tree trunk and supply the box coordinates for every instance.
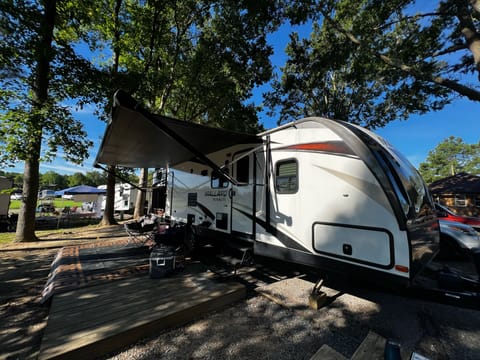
[14,158,40,242]
[133,168,148,219]
[457,0,480,80]
[99,165,117,226]
[15,0,56,242]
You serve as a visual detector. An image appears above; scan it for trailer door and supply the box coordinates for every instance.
[231,152,254,237]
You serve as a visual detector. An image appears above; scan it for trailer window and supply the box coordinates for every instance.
[276,160,298,194]
[211,170,229,188]
[454,194,467,207]
[235,156,250,184]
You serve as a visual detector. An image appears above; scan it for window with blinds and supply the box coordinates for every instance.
[275,159,298,194]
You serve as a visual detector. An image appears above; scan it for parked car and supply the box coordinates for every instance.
[438,219,480,258]
[435,203,480,232]
[38,189,56,200]
[10,191,22,200]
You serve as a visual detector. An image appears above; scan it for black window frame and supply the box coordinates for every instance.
[235,155,250,184]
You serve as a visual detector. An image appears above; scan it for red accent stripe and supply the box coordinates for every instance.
[286,142,354,155]
[395,265,409,273]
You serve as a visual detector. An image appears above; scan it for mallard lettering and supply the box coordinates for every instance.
[205,190,228,197]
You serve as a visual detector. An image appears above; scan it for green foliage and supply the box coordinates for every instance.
[0,2,95,167]
[93,0,281,134]
[84,171,108,187]
[40,171,68,189]
[2,169,121,191]
[68,172,87,187]
[419,136,480,184]
[266,0,480,127]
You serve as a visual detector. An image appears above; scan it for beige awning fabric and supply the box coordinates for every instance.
[94,90,262,170]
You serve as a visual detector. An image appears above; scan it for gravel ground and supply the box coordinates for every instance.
[105,294,362,360]
[105,265,480,360]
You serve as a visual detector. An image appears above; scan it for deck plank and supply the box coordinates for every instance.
[351,331,386,360]
[310,344,347,360]
[39,268,245,360]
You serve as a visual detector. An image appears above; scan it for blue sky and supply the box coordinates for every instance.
[4,18,479,176]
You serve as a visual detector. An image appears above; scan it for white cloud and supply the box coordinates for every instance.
[39,163,93,174]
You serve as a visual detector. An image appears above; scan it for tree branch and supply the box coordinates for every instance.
[379,54,480,101]
[320,7,480,102]
[430,43,468,58]
[374,12,447,31]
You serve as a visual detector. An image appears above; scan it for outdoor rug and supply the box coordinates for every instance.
[41,239,151,303]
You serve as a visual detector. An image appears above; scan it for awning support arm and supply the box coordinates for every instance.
[114,90,239,185]
[94,163,145,192]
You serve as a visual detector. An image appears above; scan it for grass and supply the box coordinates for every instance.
[1,198,102,246]
[9,199,83,210]
[0,232,15,245]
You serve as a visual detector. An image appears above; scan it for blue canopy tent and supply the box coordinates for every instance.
[55,185,106,196]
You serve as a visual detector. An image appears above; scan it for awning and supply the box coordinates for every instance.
[94,90,262,172]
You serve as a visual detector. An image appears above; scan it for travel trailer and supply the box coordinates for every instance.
[0,177,13,231]
[95,90,440,287]
[98,183,139,212]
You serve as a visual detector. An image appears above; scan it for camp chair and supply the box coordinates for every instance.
[124,215,158,247]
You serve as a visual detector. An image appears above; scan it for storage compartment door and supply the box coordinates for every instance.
[313,223,394,269]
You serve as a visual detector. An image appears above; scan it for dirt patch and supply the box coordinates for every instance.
[0,249,57,359]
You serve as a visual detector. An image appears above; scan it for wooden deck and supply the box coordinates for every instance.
[39,265,245,360]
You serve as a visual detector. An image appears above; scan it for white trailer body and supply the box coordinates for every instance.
[95,91,439,286]
[0,177,13,217]
[99,183,139,212]
[166,119,438,285]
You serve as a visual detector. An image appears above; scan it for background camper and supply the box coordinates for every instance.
[0,177,13,232]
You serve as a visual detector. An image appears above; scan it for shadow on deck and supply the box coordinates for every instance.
[39,244,245,360]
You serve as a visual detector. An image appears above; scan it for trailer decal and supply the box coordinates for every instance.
[196,202,215,220]
[280,141,356,157]
[233,206,310,253]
